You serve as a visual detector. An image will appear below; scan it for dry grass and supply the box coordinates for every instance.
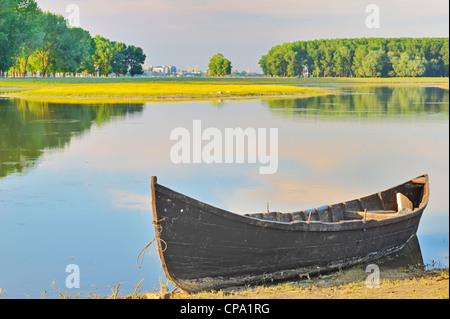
[161,268,449,300]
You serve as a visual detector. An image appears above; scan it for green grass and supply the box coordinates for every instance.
[0,78,334,103]
[1,76,447,103]
[0,76,448,84]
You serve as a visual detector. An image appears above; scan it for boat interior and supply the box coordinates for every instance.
[244,179,426,223]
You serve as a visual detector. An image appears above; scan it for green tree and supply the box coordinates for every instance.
[1,1,147,77]
[306,40,321,77]
[363,49,387,77]
[440,43,449,77]
[352,46,369,77]
[111,42,128,76]
[352,47,387,77]
[320,45,335,77]
[258,54,270,76]
[53,27,91,76]
[1,0,42,75]
[284,50,298,76]
[34,11,68,76]
[12,0,44,76]
[93,35,114,76]
[80,36,97,76]
[265,46,286,76]
[390,52,426,77]
[0,0,17,74]
[208,53,232,76]
[126,45,146,77]
[260,37,448,78]
[333,46,352,77]
[258,44,301,77]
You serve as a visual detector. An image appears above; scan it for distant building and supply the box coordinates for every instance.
[148,65,177,76]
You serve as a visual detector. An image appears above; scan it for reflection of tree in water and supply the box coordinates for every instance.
[264,86,449,120]
[0,99,144,179]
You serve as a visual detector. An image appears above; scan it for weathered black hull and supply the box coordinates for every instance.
[151,175,429,293]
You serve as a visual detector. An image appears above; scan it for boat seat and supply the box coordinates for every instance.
[397,193,414,215]
[343,210,398,220]
[246,193,414,222]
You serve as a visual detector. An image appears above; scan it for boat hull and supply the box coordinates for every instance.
[151,175,428,293]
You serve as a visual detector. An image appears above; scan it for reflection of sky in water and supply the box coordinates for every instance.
[0,86,448,298]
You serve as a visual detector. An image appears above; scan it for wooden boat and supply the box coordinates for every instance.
[150,174,429,293]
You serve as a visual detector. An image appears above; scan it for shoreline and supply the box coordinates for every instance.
[1,267,446,299]
[0,93,336,105]
[0,81,334,104]
[140,267,449,300]
[0,77,447,103]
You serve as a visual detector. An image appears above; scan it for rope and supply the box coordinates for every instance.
[136,218,167,269]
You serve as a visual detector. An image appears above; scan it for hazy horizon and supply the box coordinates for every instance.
[35,0,449,72]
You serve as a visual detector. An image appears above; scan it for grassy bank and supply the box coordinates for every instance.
[0,77,447,103]
[1,82,333,102]
[0,78,334,103]
[0,76,448,85]
[139,268,448,300]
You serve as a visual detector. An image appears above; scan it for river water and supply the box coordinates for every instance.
[0,84,448,298]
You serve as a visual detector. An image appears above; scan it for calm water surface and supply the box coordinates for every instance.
[0,85,448,298]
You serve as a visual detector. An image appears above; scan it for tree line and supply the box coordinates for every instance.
[0,0,146,77]
[259,38,449,78]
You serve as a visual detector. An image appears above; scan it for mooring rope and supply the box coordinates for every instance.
[136,218,167,269]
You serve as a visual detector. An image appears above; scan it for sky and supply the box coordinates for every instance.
[35,0,449,72]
